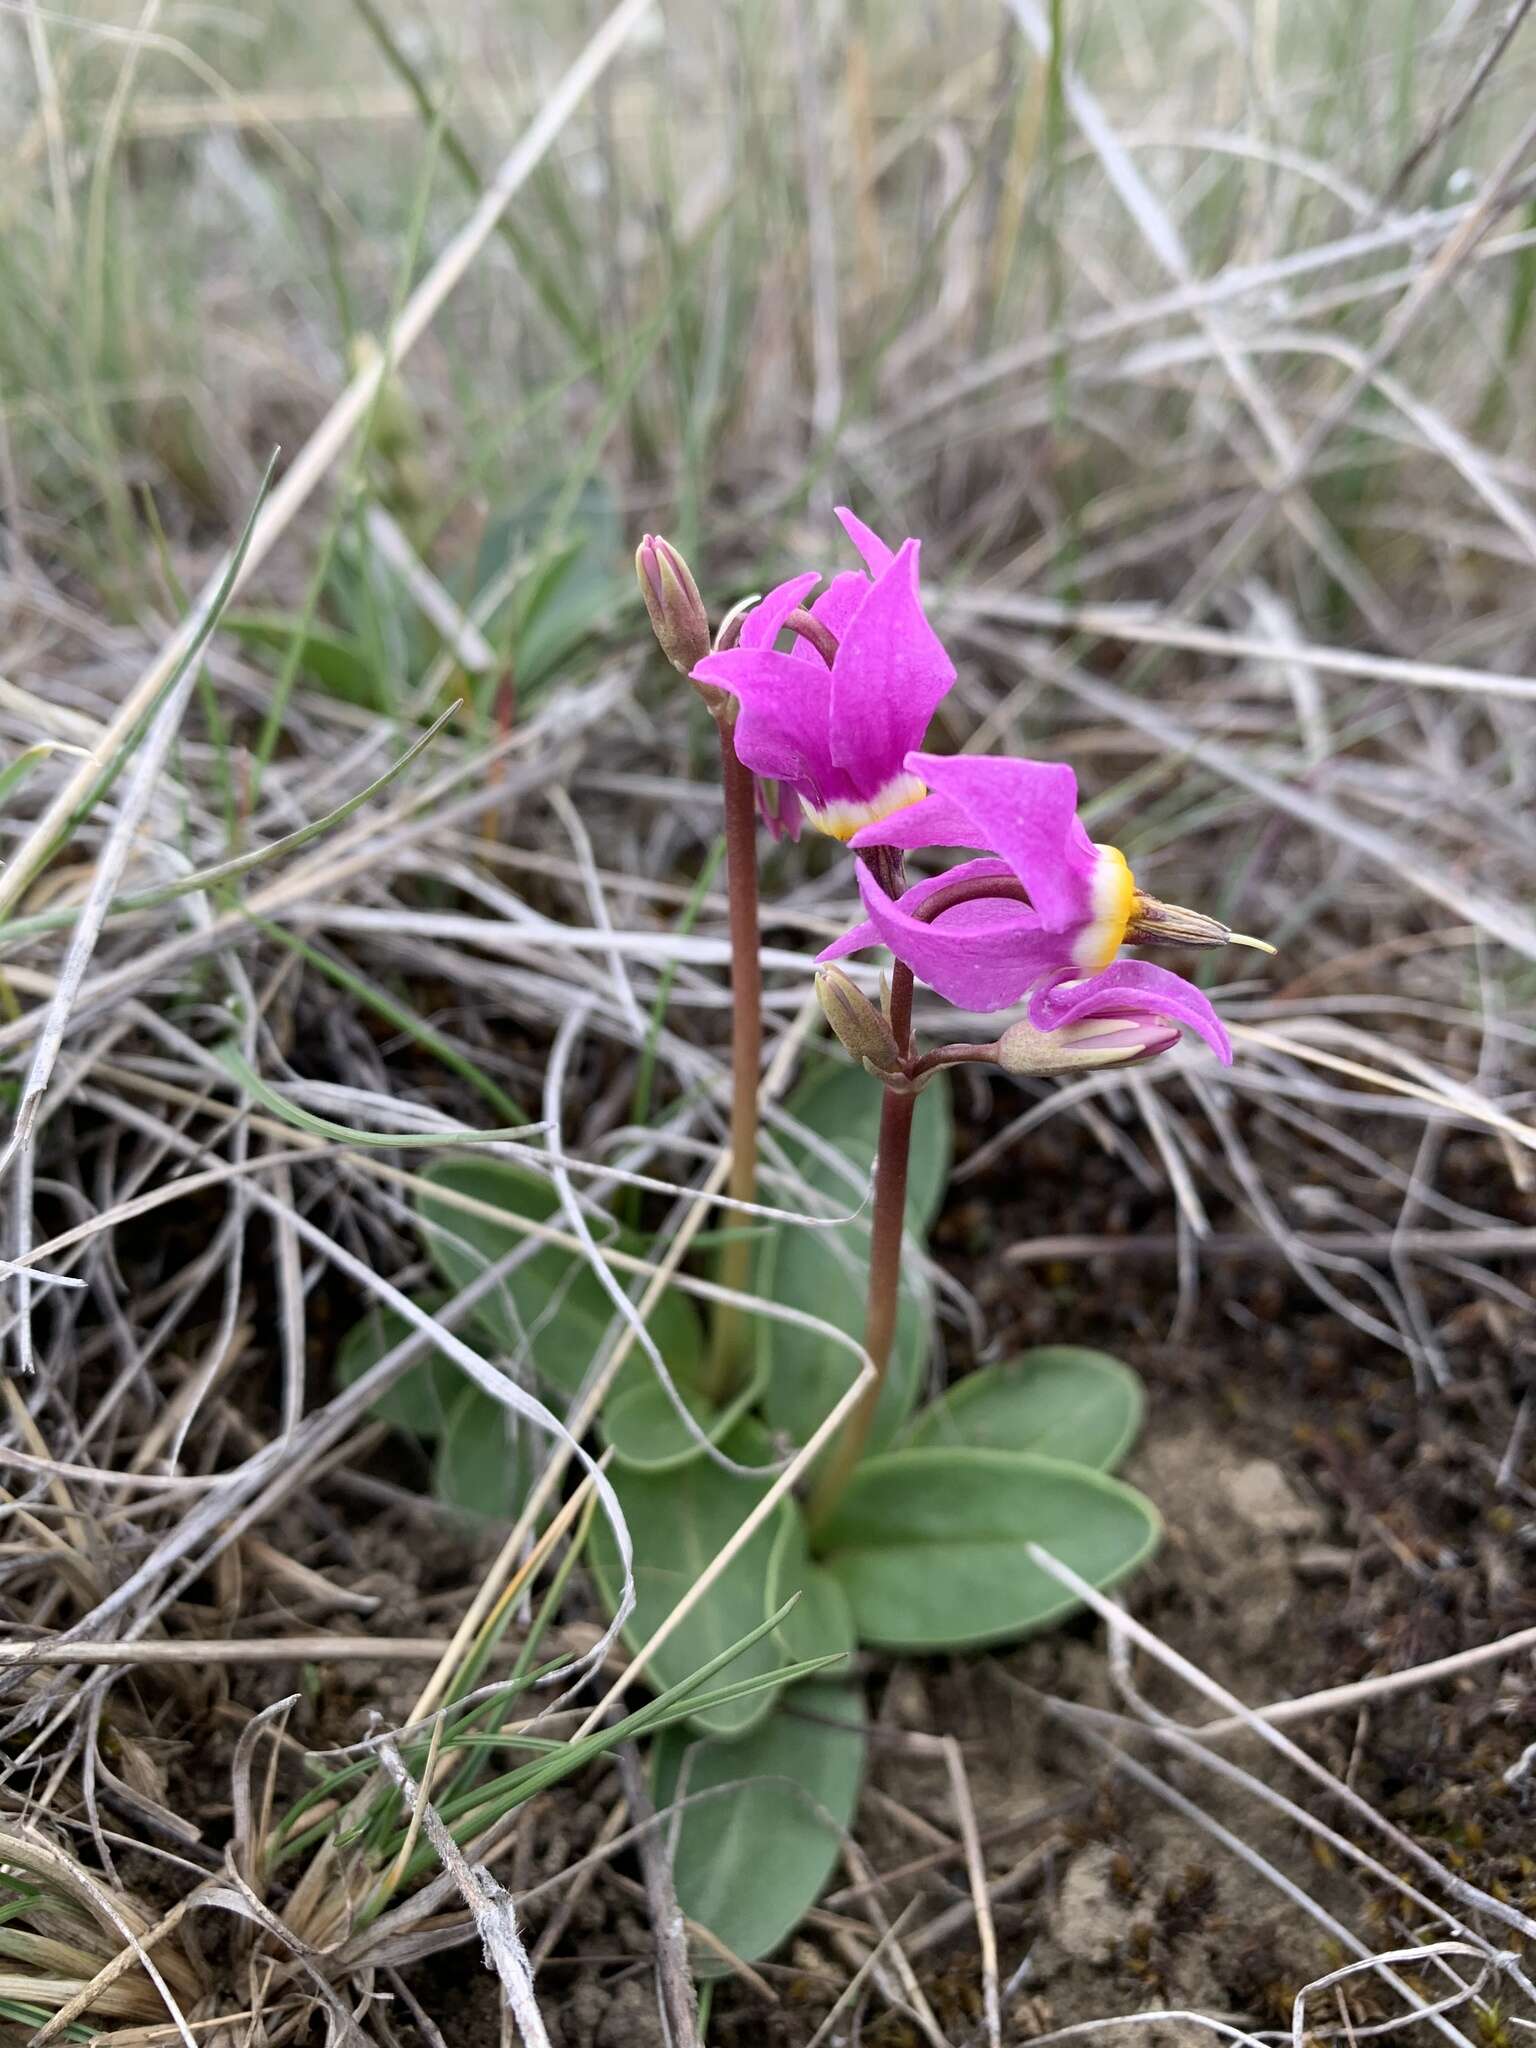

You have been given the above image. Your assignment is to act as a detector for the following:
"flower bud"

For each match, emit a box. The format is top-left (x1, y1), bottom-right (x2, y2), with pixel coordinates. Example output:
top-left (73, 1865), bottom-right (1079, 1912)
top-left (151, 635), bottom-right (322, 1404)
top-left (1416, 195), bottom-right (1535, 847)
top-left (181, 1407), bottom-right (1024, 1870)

top-left (636, 534), bottom-right (711, 676)
top-left (995, 1015), bottom-right (1179, 1076)
top-left (815, 966), bottom-right (904, 1081)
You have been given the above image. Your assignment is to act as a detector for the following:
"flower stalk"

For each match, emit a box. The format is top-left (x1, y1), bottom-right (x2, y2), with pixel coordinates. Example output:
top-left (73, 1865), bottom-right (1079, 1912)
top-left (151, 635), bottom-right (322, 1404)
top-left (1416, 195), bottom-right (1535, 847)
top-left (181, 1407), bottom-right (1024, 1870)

top-left (709, 681), bottom-right (763, 1395)
top-left (807, 950), bottom-right (915, 1532)
top-left (637, 537), bottom-right (762, 1397)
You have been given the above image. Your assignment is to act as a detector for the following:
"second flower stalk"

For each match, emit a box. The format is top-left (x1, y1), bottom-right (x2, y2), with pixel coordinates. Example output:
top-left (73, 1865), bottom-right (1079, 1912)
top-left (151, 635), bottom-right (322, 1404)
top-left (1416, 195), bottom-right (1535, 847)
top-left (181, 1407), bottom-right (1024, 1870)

top-left (638, 534), bottom-right (761, 1400)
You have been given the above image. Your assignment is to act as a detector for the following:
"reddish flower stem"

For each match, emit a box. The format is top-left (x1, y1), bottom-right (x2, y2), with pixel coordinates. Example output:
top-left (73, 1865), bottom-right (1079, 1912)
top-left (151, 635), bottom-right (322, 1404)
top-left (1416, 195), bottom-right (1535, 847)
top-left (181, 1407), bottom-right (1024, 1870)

top-left (807, 946), bottom-right (915, 1532)
top-left (704, 645), bottom-right (763, 1397)
top-left (701, 605), bottom-right (835, 1394)
top-left (808, 864), bottom-right (1035, 1527)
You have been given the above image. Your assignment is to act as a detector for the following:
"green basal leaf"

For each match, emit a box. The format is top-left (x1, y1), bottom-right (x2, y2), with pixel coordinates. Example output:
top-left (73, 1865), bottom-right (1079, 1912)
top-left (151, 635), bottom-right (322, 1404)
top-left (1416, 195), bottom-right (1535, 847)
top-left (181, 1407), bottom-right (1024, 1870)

top-left (774, 1057), bottom-right (951, 1233)
top-left (473, 476), bottom-right (623, 698)
top-left (588, 1423), bottom-right (788, 1738)
top-left (414, 1159), bottom-right (704, 1406)
top-left (757, 1225), bottom-right (930, 1457)
top-left (223, 612), bottom-right (387, 710)
top-left (757, 1062), bottom-right (950, 1457)
top-left (599, 1356), bottom-right (766, 1474)
top-left (898, 1348), bottom-right (1144, 1472)
top-left (817, 1448), bottom-right (1160, 1652)
top-left (767, 1504), bottom-right (855, 1678)
top-left (652, 1681), bottom-right (867, 1972)
top-left (433, 1384), bottom-right (534, 1519)
top-left (334, 1297), bottom-right (461, 1438)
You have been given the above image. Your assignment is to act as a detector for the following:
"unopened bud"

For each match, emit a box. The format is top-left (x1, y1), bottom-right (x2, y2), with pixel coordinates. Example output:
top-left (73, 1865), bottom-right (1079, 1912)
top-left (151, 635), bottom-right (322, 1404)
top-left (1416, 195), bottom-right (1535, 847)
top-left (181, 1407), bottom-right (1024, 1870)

top-left (995, 1015), bottom-right (1179, 1077)
top-left (636, 534), bottom-right (712, 676)
top-left (815, 966), bottom-right (904, 1080)
top-left (1129, 892), bottom-right (1275, 955)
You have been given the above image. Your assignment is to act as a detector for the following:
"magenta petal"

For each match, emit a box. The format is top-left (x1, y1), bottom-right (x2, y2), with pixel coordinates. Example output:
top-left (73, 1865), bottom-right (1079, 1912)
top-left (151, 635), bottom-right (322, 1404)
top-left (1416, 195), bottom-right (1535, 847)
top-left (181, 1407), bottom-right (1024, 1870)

top-left (756, 779), bottom-right (804, 842)
top-left (882, 855), bottom-right (1017, 911)
top-left (691, 646), bottom-right (836, 789)
top-left (792, 570), bottom-right (869, 663)
top-left (738, 570), bottom-right (821, 651)
top-left (847, 787), bottom-right (977, 852)
top-left (815, 857), bottom-right (1014, 967)
top-left (1029, 960), bottom-right (1233, 1064)
top-left (816, 916), bottom-right (881, 964)
top-left (829, 540), bottom-right (955, 783)
top-left (835, 505), bottom-right (896, 577)
top-left (851, 860), bottom-right (1065, 1012)
top-left (903, 752), bottom-right (1090, 930)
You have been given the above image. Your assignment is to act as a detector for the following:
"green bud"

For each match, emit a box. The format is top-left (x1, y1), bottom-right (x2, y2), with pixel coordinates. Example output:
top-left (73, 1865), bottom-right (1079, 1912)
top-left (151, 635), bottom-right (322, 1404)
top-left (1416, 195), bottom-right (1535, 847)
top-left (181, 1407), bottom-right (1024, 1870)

top-left (995, 1016), bottom-right (1178, 1076)
top-left (815, 966), bottom-right (904, 1080)
top-left (636, 533), bottom-right (712, 677)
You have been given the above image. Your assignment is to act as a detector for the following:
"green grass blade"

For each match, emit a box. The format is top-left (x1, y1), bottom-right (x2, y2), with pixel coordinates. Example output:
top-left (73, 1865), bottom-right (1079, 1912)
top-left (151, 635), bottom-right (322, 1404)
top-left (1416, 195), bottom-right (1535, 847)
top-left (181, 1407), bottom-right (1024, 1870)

top-left (0, 704), bottom-right (459, 947)
top-left (210, 1040), bottom-right (539, 1152)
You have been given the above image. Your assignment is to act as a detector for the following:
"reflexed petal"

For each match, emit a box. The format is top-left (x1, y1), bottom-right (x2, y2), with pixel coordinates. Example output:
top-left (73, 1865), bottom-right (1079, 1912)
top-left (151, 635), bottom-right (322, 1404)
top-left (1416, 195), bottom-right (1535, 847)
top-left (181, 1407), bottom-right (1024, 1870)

top-left (835, 505), bottom-right (897, 577)
top-left (691, 646), bottom-right (837, 791)
top-left (737, 570), bottom-right (821, 651)
top-left (1028, 960), bottom-right (1232, 1064)
top-left (902, 753), bottom-right (1090, 931)
top-left (816, 915), bottom-right (882, 964)
top-left (829, 540), bottom-right (955, 785)
top-left (816, 856), bottom-right (1015, 965)
top-left (848, 858), bottom-right (1067, 1012)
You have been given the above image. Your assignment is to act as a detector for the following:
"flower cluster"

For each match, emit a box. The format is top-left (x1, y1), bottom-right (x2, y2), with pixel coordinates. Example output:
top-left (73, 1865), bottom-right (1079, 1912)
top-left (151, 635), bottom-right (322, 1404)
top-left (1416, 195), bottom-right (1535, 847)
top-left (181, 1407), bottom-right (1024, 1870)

top-left (644, 509), bottom-right (1265, 1078)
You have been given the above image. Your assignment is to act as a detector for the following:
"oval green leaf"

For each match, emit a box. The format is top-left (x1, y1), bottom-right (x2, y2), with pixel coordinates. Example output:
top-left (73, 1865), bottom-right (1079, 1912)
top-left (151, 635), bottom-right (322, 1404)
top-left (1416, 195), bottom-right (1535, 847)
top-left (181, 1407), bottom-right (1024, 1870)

top-left (898, 1348), bottom-right (1145, 1472)
top-left (599, 1362), bottom-right (765, 1474)
top-left (415, 1160), bottom-right (704, 1405)
top-left (756, 1223), bottom-right (930, 1458)
top-left (767, 1505), bottom-right (855, 1678)
top-left (817, 1447), bottom-right (1161, 1652)
top-left (755, 1061), bottom-right (948, 1458)
top-left (652, 1681), bottom-right (866, 1971)
top-left (588, 1426), bottom-right (788, 1738)
top-left (433, 1385), bottom-right (534, 1519)
top-left (334, 1297), bottom-right (460, 1438)
top-left (773, 1058), bottom-right (950, 1234)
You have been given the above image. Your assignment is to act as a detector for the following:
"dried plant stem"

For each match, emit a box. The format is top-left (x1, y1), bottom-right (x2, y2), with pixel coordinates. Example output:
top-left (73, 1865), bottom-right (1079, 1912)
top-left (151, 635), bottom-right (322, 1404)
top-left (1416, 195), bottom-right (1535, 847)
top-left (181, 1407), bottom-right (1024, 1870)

top-left (808, 959), bottom-right (915, 1529)
top-left (705, 713), bottom-right (763, 1397)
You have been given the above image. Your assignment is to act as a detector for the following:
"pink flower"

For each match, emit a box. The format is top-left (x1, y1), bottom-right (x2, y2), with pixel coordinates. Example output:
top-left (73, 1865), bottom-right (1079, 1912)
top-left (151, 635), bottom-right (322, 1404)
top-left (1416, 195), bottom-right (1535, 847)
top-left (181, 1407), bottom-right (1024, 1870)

top-left (817, 752), bottom-right (1232, 1062)
top-left (754, 777), bottom-right (804, 843)
top-left (691, 509), bottom-right (955, 843)
top-left (1025, 959), bottom-right (1231, 1064)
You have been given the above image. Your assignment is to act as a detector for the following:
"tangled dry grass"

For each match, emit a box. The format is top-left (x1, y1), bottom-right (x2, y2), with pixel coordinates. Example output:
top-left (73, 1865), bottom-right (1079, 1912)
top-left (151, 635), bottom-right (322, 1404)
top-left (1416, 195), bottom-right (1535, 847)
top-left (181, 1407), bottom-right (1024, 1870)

top-left (2, 0), bottom-right (1536, 2041)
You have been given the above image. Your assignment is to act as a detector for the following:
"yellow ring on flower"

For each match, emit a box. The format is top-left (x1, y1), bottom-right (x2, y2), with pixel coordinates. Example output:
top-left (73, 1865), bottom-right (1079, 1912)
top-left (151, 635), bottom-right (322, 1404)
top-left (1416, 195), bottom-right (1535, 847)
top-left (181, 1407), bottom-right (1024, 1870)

top-left (1072, 844), bottom-right (1136, 972)
top-left (803, 772), bottom-right (929, 843)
